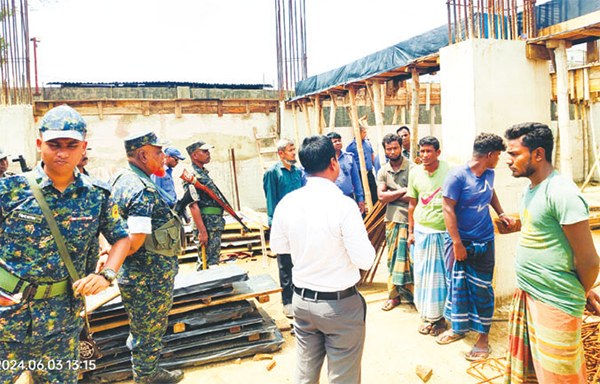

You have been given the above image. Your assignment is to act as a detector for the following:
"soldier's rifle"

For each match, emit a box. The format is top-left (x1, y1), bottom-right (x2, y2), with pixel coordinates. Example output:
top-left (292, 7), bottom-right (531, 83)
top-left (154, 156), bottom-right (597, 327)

top-left (180, 169), bottom-right (251, 232)
top-left (12, 155), bottom-right (31, 173)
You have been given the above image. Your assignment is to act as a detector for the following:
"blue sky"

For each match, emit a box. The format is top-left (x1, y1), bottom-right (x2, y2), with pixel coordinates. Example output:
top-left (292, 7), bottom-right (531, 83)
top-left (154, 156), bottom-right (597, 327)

top-left (29, 0), bottom-right (449, 86)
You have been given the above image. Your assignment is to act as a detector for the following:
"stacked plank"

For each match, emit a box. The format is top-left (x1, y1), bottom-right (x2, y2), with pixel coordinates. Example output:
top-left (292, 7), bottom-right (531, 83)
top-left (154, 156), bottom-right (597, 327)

top-left (180, 211), bottom-right (272, 263)
top-left (359, 201), bottom-right (387, 285)
top-left (81, 265), bottom-right (283, 383)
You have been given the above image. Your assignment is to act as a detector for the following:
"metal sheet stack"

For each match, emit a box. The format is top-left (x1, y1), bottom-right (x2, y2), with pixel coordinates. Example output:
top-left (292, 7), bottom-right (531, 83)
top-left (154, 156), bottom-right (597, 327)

top-left (81, 265), bottom-right (283, 383)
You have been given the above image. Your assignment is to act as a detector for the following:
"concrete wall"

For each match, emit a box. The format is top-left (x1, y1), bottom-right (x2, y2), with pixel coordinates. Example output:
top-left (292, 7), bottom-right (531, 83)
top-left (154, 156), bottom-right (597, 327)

top-left (40, 87), bottom-right (279, 101)
top-left (63, 113), bottom-right (277, 211)
top-left (0, 105), bottom-right (37, 174)
top-left (440, 39), bottom-right (552, 303)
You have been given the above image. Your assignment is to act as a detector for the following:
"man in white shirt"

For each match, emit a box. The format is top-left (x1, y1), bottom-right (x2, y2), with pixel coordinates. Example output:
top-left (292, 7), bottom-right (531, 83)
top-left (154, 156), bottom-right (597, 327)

top-left (270, 135), bottom-right (376, 384)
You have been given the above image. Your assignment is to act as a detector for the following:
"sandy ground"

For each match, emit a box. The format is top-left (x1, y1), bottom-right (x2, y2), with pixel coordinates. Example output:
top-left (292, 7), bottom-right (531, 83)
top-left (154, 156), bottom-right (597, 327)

top-left (116, 257), bottom-right (511, 384)
top-left (15, 184), bottom-right (600, 384)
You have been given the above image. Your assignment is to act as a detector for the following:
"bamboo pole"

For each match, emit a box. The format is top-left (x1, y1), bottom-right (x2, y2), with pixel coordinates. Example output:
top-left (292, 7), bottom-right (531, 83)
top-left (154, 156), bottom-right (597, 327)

top-left (581, 68), bottom-right (599, 192)
top-left (551, 40), bottom-right (574, 180)
top-left (314, 95), bottom-right (322, 135)
top-left (292, 103), bottom-right (300, 148)
top-left (348, 87), bottom-right (373, 212)
top-left (302, 100), bottom-right (312, 136)
top-left (410, 68), bottom-right (421, 161)
top-left (392, 105), bottom-right (400, 125)
top-left (370, 81), bottom-right (386, 168)
top-left (328, 91), bottom-right (337, 133)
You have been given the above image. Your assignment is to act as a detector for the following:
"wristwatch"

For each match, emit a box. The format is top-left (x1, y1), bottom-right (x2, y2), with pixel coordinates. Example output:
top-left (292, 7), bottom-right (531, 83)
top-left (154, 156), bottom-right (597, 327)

top-left (98, 268), bottom-right (117, 284)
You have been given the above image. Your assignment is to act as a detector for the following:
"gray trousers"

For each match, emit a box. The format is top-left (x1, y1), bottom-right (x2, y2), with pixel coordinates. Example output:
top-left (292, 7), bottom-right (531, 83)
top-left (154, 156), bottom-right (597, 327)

top-left (292, 291), bottom-right (367, 384)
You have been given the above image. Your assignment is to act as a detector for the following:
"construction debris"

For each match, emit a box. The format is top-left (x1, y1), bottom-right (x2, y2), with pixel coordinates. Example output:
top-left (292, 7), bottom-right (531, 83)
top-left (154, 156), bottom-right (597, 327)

top-left (253, 353), bottom-right (274, 361)
top-left (415, 364), bottom-right (433, 382)
top-left (583, 313), bottom-right (600, 383)
top-left (81, 265), bottom-right (283, 383)
top-left (181, 211), bottom-right (272, 264)
top-left (466, 357), bottom-right (506, 384)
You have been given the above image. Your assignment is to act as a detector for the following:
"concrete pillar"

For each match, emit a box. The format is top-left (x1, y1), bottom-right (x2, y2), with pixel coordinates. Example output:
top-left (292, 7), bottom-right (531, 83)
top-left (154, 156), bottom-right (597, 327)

top-left (0, 105), bottom-right (37, 173)
top-left (440, 39), bottom-right (552, 303)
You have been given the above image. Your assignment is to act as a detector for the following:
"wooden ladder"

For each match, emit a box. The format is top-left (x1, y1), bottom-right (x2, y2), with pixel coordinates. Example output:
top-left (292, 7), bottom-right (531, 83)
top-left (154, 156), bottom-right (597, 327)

top-left (253, 126), bottom-right (279, 173)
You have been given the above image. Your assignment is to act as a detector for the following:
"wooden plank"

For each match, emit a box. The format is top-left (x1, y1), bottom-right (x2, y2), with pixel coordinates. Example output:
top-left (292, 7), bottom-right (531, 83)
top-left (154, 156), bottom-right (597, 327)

top-left (537, 10), bottom-right (600, 39)
top-left (526, 44), bottom-right (551, 61)
top-left (588, 41), bottom-right (599, 64)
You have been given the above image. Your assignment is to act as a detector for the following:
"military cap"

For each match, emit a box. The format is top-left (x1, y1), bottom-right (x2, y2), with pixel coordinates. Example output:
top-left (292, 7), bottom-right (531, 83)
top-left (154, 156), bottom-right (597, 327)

top-left (0, 147), bottom-right (7, 160)
top-left (39, 105), bottom-right (86, 141)
top-left (186, 141), bottom-right (214, 156)
top-left (124, 131), bottom-right (168, 152)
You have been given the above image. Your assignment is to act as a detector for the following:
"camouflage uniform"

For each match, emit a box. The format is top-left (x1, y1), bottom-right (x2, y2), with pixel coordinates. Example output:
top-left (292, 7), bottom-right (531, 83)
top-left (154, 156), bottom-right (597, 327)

top-left (185, 163), bottom-right (226, 267)
top-left (110, 164), bottom-right (179, 382)
top-left (0, 165), bottom-right (128, 384)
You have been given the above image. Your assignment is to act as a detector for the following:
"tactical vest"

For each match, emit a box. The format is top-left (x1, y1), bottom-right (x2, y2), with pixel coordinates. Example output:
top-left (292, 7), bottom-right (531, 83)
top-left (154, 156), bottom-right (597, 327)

top-left (112, 168), bottom-right (184, 257)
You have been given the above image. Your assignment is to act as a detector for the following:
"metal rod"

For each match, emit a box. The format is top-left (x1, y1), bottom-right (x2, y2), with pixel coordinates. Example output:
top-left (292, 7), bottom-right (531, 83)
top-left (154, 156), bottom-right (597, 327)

top-left (447, 0), bottom-right (453, 44)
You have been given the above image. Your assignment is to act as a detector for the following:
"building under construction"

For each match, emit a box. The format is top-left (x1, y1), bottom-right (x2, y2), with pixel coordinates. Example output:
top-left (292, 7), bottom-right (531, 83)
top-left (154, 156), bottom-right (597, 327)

top-left (2, 0), bottom-right (600, 382)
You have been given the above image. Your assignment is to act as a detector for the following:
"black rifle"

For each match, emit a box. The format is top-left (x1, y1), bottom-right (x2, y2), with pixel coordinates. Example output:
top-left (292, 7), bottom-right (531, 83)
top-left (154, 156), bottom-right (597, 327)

top-left (12, 155), bottom-right (31, 173)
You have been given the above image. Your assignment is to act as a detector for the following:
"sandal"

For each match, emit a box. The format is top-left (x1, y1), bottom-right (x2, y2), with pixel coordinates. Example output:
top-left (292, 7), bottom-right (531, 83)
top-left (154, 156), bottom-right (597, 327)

top-left (381, 298), bottom-right (401, 311)
top-left (435, 330), bottom-right (466, 345)
top-left (418, 321), bottom-right (434, 335)
top-left (465, 345), bottom-right (492, 361)
top-left (429, 319), bottom-right (447, 336)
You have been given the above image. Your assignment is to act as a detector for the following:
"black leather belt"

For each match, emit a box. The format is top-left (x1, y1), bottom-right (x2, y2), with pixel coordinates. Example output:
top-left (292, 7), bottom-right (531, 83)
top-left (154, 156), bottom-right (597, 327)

top-left (294, 286), bottom-right (357, 301)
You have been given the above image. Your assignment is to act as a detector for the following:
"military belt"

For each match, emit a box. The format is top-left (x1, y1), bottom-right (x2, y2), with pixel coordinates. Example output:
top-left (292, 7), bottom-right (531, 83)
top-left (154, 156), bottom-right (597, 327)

top-left (0, 265), bottom-right (69, 300)
top-left (200, 207), bottom-right (223, 215)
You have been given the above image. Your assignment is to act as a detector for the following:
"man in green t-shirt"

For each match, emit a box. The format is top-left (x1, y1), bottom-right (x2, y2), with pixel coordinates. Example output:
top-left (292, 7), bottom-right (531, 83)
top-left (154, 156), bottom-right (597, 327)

top-left (503, 122), bottom-right (600, 383)
top-left (407, 136), bottom-right (451, 336)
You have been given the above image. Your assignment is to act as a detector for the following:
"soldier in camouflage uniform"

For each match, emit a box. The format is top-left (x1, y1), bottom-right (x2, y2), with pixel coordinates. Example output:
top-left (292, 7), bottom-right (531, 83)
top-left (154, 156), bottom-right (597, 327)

top-left (110, 131), bottom-right (184, 384)
top-left (0, 147), bottom-right (13, 178)
top-left (184, 141), bottom-right (226, 269)
top-left (0, 105), bottom-right (130, 384)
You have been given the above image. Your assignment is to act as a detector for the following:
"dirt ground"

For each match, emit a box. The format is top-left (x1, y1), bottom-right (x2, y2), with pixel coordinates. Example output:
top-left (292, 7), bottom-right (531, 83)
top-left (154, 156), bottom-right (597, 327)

top-left (15, 185), bottom-right (600, 384)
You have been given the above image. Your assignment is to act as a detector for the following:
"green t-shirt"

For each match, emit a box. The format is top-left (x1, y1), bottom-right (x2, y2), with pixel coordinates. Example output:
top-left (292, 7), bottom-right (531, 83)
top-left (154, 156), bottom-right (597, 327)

top-left (407, 160), bottom-right (450, 231)
top-left (515, 171), bottom-right (589, 317)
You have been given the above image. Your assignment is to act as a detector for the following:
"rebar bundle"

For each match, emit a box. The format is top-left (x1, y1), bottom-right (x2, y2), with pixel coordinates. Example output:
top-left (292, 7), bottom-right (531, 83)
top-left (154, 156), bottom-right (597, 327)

top-left (274, 0), bottom-right (307, 101)
top-left (0, 0), bottom-right (31, 106)
top-left (446, 0), bottom-right (535, 44)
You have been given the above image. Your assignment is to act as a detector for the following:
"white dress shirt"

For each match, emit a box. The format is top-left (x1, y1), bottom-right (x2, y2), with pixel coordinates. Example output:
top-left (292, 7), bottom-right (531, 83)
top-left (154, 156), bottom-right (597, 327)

top-left (270, 176), bottom-right (376, 292)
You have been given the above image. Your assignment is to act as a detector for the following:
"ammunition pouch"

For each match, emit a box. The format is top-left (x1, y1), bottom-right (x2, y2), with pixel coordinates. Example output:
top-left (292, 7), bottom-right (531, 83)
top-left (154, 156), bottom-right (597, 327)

top-left (144, 215), bottom-right (185, 257)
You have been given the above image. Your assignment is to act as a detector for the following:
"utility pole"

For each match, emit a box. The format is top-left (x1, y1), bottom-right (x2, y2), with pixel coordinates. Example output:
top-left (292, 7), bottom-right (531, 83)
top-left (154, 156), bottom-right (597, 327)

top-left (30, 37), bottom-right (40, 96)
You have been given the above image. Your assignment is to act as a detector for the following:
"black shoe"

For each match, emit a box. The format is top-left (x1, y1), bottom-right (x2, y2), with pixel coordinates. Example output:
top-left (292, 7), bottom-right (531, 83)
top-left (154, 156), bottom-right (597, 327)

top-left (139, 368), bottom-right (184, 384)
